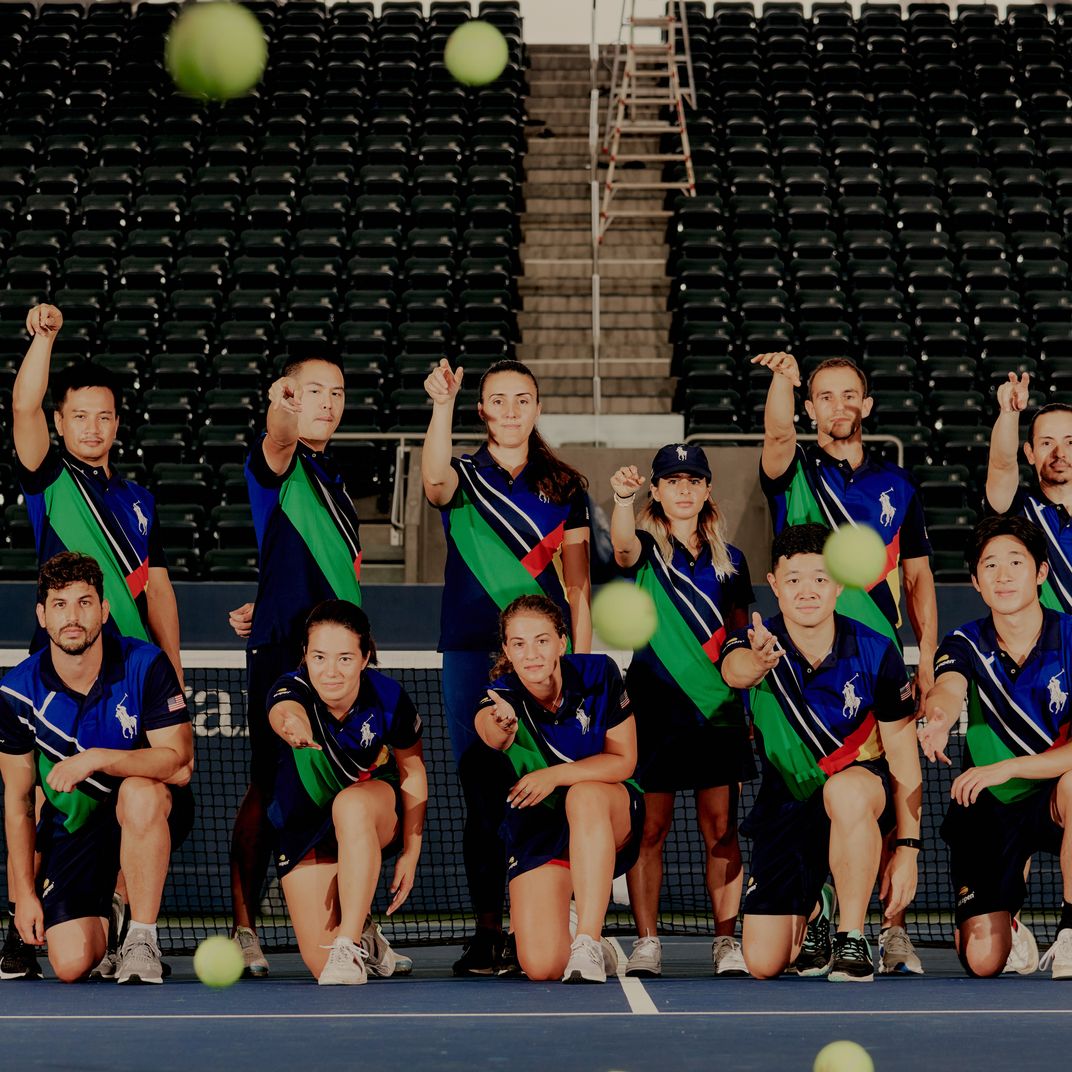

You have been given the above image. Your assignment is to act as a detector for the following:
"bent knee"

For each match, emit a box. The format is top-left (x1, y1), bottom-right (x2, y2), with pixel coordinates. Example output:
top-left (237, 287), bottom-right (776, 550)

top-left (743, 952), bottom-right (790, 981)
top-left (565, 781), bottom-right (612, 817)
top-left (50, 953), bottom-right (94, 984)
top-left (117, 778), bottom-right (169, 825)
top-left (331, 783), bottom-right (379, 822)
top-left (520, 954), bottom-right (568, 981)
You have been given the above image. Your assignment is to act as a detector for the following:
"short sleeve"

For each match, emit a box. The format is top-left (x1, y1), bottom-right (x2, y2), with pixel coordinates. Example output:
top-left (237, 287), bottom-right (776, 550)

top-left (985, 483), bottom-right (1028, 519)
top-left (0, 688), bottom-right (34, 755)
top-left (758, 444), bottom-right (805, 498)
top-left (898, 483), bottom-right (933, 559)
top-left (147, 505), bottom-right (168, 568)
top-left (385, 686), bottom-right (423, 750)
top-left (873, 642), bottom-right (916, 722)
top-left (246, 433), bottom-right (297, 491)
top-left (616, 530), bottom-right (656, 579)
top-left (718, 626), bottom-right (753, 669)
top-left (602, 657), bottom-right (632, 728)
top-left (934, 631), bottom-right (975, 682)
top-left (566, 489), bottom-right (590, 531)
top-left (140, 652), bottom-right (190, 731)
top-left (265, 673), bottom-right (314, 717)
top-left (17, 443), bottom-right (64, 496)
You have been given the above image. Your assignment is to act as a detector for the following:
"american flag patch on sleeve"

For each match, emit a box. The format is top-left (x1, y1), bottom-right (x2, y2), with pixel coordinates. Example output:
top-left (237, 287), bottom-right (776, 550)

top-left (900, 682), bottom-right (913, 702)
top-left (167, 694), bottom-right (187, 712)
top-left (620, 689), bottom-right (631, 709)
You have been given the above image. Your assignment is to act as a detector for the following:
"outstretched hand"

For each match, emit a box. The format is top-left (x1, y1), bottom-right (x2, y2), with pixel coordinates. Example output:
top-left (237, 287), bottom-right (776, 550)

top-left (996, 371), bottom-right (1030, 414)
top-left (485, 689), bottom-right (518, 733)
top-left (610, 465), bottom-right (646, 499)
top-left (750, 350), bottom-right (801, 387)
top-left (26, 304), bottom-right (63, 338)
top-left (268, 376), bottom-right (303, 415)
top-left (747, 611), bottom-right (784, 671)
top-left (424, 358), bottom-right (465, 405)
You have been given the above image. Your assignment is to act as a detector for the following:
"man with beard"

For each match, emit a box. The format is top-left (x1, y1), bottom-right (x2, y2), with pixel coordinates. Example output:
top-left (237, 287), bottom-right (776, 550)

top-left (756, 353), bottom-right (937, 976)
top-left (0, 553), bottom-right (193, 984)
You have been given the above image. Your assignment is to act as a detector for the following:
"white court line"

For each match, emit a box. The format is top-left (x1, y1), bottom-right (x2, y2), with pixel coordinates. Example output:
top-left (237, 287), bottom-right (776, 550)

top-left (609, 937), bottom-right (659, 1015)
top-left (2, 1009), bottom-right (1072, 1022)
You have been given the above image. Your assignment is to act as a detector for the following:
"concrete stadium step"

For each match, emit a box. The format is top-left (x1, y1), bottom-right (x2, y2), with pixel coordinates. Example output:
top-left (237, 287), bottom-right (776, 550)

top-left (519, 276), bottom-right (670, 297)
top-left (543, 375), bottom-right (675, 397)
top-left (546, 394), bottom-right (674, 414)
top-left (520, 294), bottom-right (668, 312)
top-left (518, 340), bottom-right (672, 361)
top-left (521, 258), bottom-right (667, 279)
top-left (523, 358), bottom-right (671, 378)
top-left (519, 310), bottom-right (671, 330)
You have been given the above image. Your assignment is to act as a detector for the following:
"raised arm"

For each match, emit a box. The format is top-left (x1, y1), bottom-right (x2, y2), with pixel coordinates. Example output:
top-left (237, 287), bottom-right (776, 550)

top-left (986, 372), bottom-right (1030, 515)
top-left (752, 350), bottom-right (801, 481)
top-left (262, 374), bottom-right (304, 476)
top-left (12, 304), bottom-right (64, 472)
top-left (0, 751), bottom-right (44, 945)
top-left (421, 358), bottom-right (462, 507)
top-left (609, 465), bottom-right (645, 568)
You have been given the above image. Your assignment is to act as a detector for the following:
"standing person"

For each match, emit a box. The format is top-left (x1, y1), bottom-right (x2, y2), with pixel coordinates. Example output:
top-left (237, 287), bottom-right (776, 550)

top-left (475, 595), bottom-right (642, 984)
top-left (266, 601), bottom-right (427, 985)
top-left (720, 524), bottom-right (922, 983)
top-left (919, 516), bottom-right (1072, 979)
top-left (0, 553), bottom-right (193, 985)
top-left (756, 350), bottom-right (936, 974)
top-left (608, 445), bottom-right (753, 977)
top-left (5, 303), bottom-right (184, 981)
top-left (421, 358), bottom-right (591, 975)
top-left (226, 356), bottom-right (404, 978)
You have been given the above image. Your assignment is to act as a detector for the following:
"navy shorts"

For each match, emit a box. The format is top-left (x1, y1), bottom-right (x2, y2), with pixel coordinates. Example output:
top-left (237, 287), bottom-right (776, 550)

top-left (941, 784), bottom-right (1064, 925)
top-left (272, 778), bottom-right (404, 879)
top-left (503, 780), bottom-right (645, 882)
top-left (38, 784), bottom-right (194, 930)
top-left (741, 759), bottom-right (894, 918)
top-left (635, 716), bottom-right (756, 794)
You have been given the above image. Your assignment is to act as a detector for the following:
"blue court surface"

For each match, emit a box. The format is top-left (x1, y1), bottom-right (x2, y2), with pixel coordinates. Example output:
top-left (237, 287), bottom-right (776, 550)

top-left (2, 940), bottom-right (1070, 1072)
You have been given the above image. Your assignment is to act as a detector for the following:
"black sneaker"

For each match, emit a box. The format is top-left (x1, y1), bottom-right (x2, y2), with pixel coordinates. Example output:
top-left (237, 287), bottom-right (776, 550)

top-left (0, 916), bottom-right (42, 980)
top-left (497, 931), bottom-right (521, 977)
top-left (793, 884), bottom-right (835, 977)
top-left (452, 928), bottom-right (502, 977)
top-left (829, 929), bottom-right (874, 983)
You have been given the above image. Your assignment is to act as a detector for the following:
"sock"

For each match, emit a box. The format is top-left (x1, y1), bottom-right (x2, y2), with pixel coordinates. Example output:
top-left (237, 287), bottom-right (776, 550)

top-left (1059, 901), bottom-right (1072, 935)
top-left (336, 934), bottom-right (354, 946)
top-left (127, 921), bottom-right (158, 943)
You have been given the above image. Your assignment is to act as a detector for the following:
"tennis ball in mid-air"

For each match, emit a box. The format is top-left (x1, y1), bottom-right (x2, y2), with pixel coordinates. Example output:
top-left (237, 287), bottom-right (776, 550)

top-left (823, 524), bottom-right (887, 589)
top-left (814, 1040), bottom-right (875, 1072)
top-left (194, 935), bottom-right (245, 988)
top-left (165, 2), bottom-right (268, 101)
top-left (592, 581), bottom-right (658, 650)
top-left (443, 20), bottom-right (510, 86)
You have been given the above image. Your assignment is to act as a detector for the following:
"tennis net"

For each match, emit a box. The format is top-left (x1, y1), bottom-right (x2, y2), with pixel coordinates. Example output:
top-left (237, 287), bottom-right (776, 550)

top-left (0, 653), bottom-right (1064, 953)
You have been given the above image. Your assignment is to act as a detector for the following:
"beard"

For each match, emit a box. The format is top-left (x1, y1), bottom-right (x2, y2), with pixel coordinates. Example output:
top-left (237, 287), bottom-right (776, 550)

top-left (1040, 463), bottom-right (1071, 486)
top-left (50, 623), bottom-right (102, 656)
top-left (824, 416), bottom-right (861, 441)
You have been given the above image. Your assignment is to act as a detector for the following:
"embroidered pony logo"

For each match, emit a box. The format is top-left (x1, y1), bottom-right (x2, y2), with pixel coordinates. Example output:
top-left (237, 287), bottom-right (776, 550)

top-left (676, 445), bottom-right (688, 461)
top-left (878, 489), bottom-right (896, 528)
top-left (576, 705), bottom-right (590, 735)
top-left (360, 719), bottom-right (375, 748)
top-left (132, 501), bottom-right (149, 536)
top-left (114, 694), bottom-right (137, 739)
top-left (1048, 671), bottom-right (1068, 716)
top-left (842, 675), bottom-right (861, 720)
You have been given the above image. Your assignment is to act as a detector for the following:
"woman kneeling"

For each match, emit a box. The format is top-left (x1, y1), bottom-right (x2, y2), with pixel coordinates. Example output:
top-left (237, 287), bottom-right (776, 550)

top-left (476, 595), bottom-right (643, 983)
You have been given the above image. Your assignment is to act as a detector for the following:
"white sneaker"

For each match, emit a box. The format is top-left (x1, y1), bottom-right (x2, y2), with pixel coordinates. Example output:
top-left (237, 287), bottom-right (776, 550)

top-left (878, 926), bottom-right (924, 976)
top-left (1003, 919), bottom-right (1040, 975)
top-left (712, 935), bottom-right (748, 976)
top-left (562, 934), bottom-right (606, 984)
top-left (1038, 928), bottom-right (1072, 980)
top-left (625, 936), bottom-right (662, 977)
top-left (234, 926), bottom-right (270, 977)
top-left (318, 936), bottom-right (368, 986)
top-left (360, 917), bottom-right (397, 978)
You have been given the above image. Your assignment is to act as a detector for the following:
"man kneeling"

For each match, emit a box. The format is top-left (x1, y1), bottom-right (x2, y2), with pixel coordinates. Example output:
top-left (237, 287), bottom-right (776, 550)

top-left (920, 516), bottom-right (1072, 979)
top-left (720, 524), bottom-right (922, 982)
top-left (0, 553), bottom-right (193, 983)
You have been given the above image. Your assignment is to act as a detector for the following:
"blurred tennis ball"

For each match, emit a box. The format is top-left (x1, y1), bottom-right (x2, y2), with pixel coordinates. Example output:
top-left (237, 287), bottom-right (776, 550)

top-left (165, 2), bottom-right (267, 101)
top-left (194, 935), bottom-right (244, 988)
top-left (592, 581), bottom-right (657, 650)
top-left (823, 524), bottom-right (886, 589)
top-left (443, 20), bottom-right (509, 86)
top-left (814, 1040), bottom-right (875, 1072)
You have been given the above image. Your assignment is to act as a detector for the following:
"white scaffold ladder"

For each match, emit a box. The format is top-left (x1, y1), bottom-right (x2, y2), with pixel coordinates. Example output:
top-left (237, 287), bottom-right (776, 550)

top-left (598, 0), bottom-right (696, 243)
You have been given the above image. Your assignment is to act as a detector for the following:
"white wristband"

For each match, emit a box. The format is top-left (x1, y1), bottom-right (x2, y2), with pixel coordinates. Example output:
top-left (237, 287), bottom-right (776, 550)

top-left (613, 492), bottom-right (635, 506)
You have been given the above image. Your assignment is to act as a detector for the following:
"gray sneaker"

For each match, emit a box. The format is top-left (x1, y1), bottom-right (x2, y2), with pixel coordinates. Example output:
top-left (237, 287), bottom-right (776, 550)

top-left (878, 926), bottom-right (924, 976)
top-left (712, 935), bottom-right (748, 976)
top-left (234, 926), bottom-right (269, 978)
top-left (600, 936), bottom-right (619, 977)
top-left (115, 928), bottom-right (163, 985)
top-left (1003, 919), bottom-right (1040, 975)
top-left (90, 894), bottom-right (127, 981)
top-left (360, 916), bottom-right (401, 978)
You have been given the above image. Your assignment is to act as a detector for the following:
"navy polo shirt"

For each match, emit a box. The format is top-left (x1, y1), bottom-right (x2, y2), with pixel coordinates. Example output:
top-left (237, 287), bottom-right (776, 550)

top-left (721, 613), bottom-right (914, 799)
top-left (438, 446), bottom-right (589, 652)
top-left (246, 434), bottom-right (363, 650)
top-left (761, 444), bottom-right (931, 631)
top-left (934, 609), bottom-right (1072, 802)
top-left (998, 487), bottom-right (1072, 612)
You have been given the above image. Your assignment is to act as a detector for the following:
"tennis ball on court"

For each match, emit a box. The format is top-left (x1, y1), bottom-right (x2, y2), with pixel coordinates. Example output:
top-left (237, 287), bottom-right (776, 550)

top-left (165, 2), bottom-right (268, 101)
top-left (814, 1040), bottom-right (875, 1072)
top-left (194, 935), bottom-right (244, 988)
top-left (823, 524), bottom-right (887, 589)
top-left (443, 20), bottom-right (509, 86)
top-left (592, 581), bottom-right (658, 650)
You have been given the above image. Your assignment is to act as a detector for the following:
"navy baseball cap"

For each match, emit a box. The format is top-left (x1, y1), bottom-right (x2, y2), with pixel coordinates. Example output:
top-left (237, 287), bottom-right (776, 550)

top-left (650, 443), bottom-right (712, 483)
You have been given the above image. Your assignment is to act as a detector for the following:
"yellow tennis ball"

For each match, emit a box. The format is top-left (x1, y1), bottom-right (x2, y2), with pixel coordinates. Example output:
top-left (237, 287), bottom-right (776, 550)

top-left (823, 524), bottom-right (887, 589)
top-left (592, 581), bottom-right (658, 650)
top-left (814, 1040), bottom-right (875, 1072)
top-left (165, 2), bottom-right (267, 101)
top-left (443, 20), bottom-right (509, 86)
top-left (194, 935), bottom-right (245, 988)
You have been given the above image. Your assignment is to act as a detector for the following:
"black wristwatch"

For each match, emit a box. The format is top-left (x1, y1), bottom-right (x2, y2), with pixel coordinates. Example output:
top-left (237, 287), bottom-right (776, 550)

top-left (894, 837), bottom-right (922, 850)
